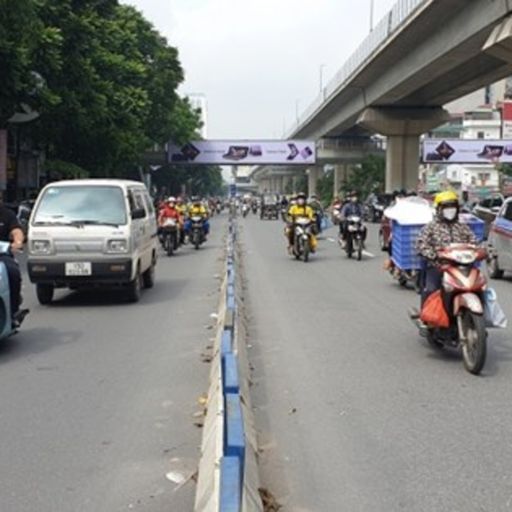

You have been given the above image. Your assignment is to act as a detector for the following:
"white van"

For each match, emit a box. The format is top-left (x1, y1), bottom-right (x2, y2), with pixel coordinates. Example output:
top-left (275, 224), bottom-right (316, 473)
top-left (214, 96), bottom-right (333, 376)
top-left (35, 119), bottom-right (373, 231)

top-left (27, 179), bottom-right (158, 304)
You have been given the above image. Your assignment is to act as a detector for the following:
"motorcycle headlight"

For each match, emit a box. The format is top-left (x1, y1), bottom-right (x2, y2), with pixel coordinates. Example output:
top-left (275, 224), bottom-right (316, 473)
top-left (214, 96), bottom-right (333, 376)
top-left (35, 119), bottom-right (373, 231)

top-left (31, 240), bottom-right (51, 255)
top-left (106, 239), bottom-right (129, 254)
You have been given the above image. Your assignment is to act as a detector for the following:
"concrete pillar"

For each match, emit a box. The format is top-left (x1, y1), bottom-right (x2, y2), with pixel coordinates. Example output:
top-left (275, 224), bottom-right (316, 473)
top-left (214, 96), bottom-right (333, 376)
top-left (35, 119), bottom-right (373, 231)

top-left (282, 175), bottom-right (292, 194)
top-left (333, 164), bottom-right (346, 197)
top-left (276, 175), bottom-right (284, 194)
top-left (386, 135), bottom-right (421, 192)
top-left (358, 107), bottom-right (450, 193)
top-left (292, 175), bottom-right (300, 195)
top-left (307, 167), bottom-right (321, 197)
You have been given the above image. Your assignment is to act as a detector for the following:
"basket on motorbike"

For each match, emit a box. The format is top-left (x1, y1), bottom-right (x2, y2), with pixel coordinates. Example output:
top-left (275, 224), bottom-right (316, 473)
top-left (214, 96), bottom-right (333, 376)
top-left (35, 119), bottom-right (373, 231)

top-left (391, 214), bottom-right (485, 271)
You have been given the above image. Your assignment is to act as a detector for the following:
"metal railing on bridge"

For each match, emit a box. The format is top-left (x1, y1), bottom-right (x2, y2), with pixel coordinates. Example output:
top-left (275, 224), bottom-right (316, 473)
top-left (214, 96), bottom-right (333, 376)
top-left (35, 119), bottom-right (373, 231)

top-left (287, 0), bottom-right (430, 136)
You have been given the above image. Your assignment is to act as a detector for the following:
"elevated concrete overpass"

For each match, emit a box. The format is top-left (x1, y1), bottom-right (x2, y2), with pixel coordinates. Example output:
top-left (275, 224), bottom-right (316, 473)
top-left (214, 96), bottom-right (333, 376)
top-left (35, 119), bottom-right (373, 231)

top-left (251, 137), bottom-right (385, 195)
top-left (255, 0), bottom-right (512, 194)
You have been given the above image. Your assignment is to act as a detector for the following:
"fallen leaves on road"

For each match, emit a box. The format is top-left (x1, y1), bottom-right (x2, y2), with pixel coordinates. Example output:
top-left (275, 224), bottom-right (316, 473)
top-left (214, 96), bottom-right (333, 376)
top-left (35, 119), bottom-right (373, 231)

top-left (288, 408), bottom-right (297, 415)
top-left (259, 488), bottom-right (282, 511)
top-left (200, 353), bottom-right (213, 363)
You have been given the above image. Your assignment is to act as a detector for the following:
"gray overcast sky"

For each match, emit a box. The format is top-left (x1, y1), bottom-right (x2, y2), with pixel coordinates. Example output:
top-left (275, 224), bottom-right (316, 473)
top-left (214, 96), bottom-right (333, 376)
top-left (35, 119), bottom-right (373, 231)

top-left (122, 0), bottom-right (397, 139)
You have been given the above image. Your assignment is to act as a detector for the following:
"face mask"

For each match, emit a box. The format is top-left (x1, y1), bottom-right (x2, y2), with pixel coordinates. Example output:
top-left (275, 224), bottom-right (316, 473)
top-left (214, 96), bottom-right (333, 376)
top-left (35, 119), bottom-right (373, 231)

top-left (442, 207), bottom-right (457, 221)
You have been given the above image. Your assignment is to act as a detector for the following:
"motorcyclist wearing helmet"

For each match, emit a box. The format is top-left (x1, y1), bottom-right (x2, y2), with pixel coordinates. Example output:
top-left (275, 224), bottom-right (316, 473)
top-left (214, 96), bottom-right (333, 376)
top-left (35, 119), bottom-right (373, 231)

top-left (340, 191), bottom-right (366, 245)
top-left (416, 190), bottom-right (477, 304)
top-left (286, 192), bottom-right (317, 253)
top-left (186, 196), bottom-right (210, 238)
top-left (159, 197), bottom-right (182, 225)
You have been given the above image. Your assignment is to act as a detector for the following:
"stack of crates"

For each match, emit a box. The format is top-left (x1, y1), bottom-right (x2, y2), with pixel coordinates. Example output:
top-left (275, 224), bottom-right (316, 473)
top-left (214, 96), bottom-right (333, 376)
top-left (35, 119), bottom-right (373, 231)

top-left (391, 215), bottom-right (485, 270)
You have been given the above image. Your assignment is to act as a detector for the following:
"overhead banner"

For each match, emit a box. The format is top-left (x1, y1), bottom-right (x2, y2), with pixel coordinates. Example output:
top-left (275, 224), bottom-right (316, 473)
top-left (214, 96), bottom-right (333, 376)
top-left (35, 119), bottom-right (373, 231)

top-left (167, 140), bottom-right (316, 165)
top-left (422, 139), bottom-right (512, 164)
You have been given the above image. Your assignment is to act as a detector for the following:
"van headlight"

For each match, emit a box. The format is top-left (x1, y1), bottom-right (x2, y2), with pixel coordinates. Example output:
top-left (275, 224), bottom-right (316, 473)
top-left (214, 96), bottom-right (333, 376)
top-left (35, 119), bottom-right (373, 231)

top-left (31, 240), bottom-right (51, 255)
top-left (106, 239), bottom-right (129, 254)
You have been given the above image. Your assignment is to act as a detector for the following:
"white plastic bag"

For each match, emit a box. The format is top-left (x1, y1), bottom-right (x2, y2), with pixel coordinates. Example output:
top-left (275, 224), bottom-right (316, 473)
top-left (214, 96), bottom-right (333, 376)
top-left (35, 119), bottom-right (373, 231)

top-left (484, 288), bottom-right (508, 329)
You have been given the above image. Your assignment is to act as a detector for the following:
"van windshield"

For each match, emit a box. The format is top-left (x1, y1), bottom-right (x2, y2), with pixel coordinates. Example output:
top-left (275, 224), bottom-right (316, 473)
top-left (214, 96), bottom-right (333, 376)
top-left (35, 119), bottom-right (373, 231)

top-left (33, 186), bottom-right (127, 226)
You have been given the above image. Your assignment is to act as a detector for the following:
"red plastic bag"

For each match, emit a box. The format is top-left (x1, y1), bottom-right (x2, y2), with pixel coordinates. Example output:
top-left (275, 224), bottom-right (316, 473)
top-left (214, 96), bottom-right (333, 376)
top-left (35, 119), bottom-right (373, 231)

top-left (420, 290), bottom-right (450, 328)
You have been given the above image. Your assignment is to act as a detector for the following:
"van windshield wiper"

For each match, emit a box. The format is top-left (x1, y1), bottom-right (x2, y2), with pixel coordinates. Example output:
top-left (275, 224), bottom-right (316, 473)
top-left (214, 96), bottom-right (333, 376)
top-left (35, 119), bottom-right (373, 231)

top-left (70, 220), bottom-right (121, 228)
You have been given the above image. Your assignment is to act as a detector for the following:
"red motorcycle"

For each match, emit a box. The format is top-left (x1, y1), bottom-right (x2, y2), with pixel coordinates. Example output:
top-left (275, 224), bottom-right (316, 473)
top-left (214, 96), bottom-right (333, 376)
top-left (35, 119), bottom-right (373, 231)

top-left (412, 244), bottom-right (488, 375)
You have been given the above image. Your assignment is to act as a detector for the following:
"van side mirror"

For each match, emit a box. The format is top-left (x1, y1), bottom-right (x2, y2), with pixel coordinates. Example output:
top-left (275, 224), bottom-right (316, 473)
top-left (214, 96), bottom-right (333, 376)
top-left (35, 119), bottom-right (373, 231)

top-left (131, 208), bottom-right (146, 220)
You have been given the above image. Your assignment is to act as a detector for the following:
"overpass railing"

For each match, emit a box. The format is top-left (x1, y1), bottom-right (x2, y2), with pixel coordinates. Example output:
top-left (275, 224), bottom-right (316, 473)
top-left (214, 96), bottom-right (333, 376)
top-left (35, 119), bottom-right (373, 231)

top-left (288, 0), bottom-right (430, 136)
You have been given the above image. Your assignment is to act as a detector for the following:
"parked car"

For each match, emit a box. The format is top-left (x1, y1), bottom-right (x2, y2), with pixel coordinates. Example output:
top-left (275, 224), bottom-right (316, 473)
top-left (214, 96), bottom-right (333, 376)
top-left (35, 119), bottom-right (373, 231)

top-left (27, 179), bottom-right (158, 304)
top-left (488, 196), bottom-right (512, 278)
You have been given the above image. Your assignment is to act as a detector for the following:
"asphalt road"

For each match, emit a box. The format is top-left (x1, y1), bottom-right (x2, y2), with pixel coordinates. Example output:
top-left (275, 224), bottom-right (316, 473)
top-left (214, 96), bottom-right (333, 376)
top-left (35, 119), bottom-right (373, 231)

top-left (240, 213), bottom-right (512, 512)
top-left (0, 215), bottom-right (227, 512)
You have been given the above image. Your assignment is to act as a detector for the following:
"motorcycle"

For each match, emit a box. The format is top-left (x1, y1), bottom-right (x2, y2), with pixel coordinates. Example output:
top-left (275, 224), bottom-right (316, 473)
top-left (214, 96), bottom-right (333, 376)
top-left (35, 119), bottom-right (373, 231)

top-left (343, 215), bottom-right (366, 261)
top-left (251, 203), bottom-right (258, 215)
top-left (411, 244), bottom-right (488, 375)
top-left (161, 218), bottom-right (179, 256)
top-left (0, 242), bottom-right (28, 339)
top-left (190, 216), bottom-right (205, 250)
top-left (292, 217), bottom-right (314, 262)
top-left (242, 204), bottom-right (249, 218)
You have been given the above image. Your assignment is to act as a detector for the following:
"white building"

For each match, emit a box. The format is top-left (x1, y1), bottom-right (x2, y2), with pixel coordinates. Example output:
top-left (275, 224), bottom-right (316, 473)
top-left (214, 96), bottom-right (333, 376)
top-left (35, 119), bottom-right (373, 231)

top-left (187, 93), bottom-right (208, 139)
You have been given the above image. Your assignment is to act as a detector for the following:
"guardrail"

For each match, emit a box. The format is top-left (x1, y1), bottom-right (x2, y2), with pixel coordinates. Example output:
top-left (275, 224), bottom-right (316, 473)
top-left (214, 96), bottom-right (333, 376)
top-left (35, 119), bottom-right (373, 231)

top-left (286, 0), bottom-right (431, 136)
top-left (195, 215), bottom-right (263, 512)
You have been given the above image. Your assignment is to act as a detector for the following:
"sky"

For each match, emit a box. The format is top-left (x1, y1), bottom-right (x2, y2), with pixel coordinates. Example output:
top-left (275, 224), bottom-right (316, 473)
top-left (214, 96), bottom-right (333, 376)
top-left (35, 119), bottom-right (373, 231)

top-left (121, 0), bottom-right (397, 140)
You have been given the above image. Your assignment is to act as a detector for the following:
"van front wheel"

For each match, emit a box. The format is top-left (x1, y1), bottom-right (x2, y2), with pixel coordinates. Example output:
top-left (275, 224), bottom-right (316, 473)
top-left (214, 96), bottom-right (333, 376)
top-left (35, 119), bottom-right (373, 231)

top-left (36, 284), bottom-right (54, 305)
top-left (127, 270), bottom-right (142, 303)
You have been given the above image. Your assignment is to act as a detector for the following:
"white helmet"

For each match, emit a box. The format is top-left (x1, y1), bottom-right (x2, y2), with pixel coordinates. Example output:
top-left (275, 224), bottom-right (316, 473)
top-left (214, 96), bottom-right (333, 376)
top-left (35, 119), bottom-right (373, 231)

top-left (167, 196), bottom-right (176, 203)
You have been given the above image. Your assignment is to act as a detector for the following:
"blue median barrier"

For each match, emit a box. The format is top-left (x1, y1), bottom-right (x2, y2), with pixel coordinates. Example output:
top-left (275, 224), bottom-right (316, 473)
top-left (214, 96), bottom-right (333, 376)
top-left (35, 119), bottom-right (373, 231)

top-left (225, 393), bottom-right (245, 472)
top-left (220, 456), bottom-right (242, 512)
top-left (222, 352), bottom-right (240, 395)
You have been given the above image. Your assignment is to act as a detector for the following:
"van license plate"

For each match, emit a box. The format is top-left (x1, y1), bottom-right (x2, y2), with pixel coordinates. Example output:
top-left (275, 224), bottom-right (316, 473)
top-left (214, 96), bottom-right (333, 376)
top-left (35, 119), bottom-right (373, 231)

top-left (65, 262), bottom-right (92, 276)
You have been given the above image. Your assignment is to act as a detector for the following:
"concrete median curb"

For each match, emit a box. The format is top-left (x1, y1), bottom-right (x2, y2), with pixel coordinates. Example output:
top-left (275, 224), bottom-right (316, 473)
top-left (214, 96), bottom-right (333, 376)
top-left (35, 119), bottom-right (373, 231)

top-left (195, 216), bottom-right (263, 512)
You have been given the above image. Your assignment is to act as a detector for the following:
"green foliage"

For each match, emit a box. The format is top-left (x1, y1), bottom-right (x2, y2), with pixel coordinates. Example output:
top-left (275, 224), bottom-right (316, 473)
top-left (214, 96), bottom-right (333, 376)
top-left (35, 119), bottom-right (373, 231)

top-left (316, 169), bottom-right (334, 206)
top-left (43, 159), bottom-right (90, 180)
top-left (2, 0), bottom-right (201, 181)
top-left (151, 165), bottom-right (224, 198)
top-left (499, 164), bottom-right (512, 177)
top-left (343, 155), bottom-right (385, 198)
top-left (0, 0), bottom-right (62, 125)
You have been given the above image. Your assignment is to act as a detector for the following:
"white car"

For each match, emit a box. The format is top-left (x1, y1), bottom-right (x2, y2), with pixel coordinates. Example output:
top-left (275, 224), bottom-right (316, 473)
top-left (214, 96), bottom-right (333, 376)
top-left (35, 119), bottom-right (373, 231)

top-left (27, 179), bottom-right (158, 304)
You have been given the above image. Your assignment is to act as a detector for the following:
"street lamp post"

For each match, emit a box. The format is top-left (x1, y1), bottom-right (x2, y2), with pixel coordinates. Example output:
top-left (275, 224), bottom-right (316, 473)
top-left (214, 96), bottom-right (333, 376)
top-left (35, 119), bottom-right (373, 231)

top-left (319, 64), bottom-right (326, 94)
top-left (369, 0), bottom-right (375, 32)
top-left (295, 99), bottom-right (300, 124)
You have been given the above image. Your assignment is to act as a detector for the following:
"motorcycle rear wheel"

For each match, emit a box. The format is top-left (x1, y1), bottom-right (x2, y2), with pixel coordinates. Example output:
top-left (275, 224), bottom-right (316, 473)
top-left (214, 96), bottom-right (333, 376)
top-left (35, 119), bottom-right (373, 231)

top-left (461, 311), bottom-right (487, 375)
top-left (356, 239), bottom-right (363, 261)
top-left (165, 234), bottom-right (173, 256)
top-left (346, 237), bottom-right (353, 259)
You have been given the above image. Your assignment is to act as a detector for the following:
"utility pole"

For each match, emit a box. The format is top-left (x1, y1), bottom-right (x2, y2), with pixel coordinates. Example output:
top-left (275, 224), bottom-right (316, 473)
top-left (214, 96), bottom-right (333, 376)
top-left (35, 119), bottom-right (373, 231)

top-left (370, 0), bottom-right (375, 32)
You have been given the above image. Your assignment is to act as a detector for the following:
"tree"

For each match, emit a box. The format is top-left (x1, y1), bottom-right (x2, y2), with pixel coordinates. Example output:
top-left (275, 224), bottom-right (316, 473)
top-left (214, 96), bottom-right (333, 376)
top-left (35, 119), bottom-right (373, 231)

top-left (33, 1), bottom-right (199, 177)
top-left (343, 155), bottom-right (385, 198)
top-left (151, 165), bottom-right (224, 198)
top-left (0, 0), bottom-right (62, 127)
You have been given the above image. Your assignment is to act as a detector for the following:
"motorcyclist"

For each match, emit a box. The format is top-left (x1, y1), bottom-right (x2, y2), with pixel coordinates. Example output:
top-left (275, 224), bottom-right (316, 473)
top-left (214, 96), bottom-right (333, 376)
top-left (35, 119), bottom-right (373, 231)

top-left (340, 191), bottom-right (366, 245)
top-left (416, 190), bottom-right (477, 305)
top-left (159, 196), bottom-right (182, 227)
top-left (308, 194), bottom-right (324, 234)
top-left (286, 192), bottom-right (317, 253)
top-left (0, 203), bottom-right (25, 325)
top-left (186, 196), bottom-right (210, 239)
